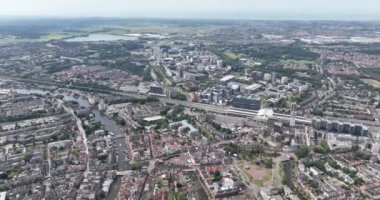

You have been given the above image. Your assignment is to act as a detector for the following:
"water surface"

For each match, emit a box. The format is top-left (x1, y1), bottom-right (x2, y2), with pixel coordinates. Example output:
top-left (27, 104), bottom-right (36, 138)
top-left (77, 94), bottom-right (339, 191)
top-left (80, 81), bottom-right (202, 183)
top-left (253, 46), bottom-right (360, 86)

top-left (65, 34), bottom-right (136, 42)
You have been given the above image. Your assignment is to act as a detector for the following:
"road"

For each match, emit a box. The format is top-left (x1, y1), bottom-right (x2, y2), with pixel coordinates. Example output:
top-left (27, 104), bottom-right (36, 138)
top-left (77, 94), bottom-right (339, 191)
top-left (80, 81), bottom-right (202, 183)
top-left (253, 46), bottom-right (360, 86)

top-left (57, 99), bottom-right (90, 172)
top-left (47, 146), bottom-right (52, 177)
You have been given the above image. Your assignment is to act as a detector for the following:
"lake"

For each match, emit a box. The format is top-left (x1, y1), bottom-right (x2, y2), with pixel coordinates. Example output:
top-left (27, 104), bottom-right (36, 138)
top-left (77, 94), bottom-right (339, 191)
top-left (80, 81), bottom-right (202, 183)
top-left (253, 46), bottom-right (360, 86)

top-left (125, 33), bottom-right (168, 39)
top-left (64, 34), bottom-right (136, 42)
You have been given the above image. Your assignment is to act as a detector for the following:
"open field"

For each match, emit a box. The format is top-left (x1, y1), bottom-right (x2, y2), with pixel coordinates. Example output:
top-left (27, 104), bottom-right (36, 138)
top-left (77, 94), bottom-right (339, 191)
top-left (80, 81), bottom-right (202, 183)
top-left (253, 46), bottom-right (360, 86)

top-left (0, 32), bottom-right (76, 45)
top-left (39, 32), bottom-right (75, 40)
top-left (107, 24), bottom-right (224, 35)
top-left (0, 26), bottom-right (105, 45)
top-left (224, 50), bottom-right (246, 60)
top-left (247, 165), bottom-right (267, 180)
top-left (0, 24), bottom-right (223, 45)
top-left (245, 165), bottom-right (272, 185)
top-left (281, 59), bottom-right (315, 65)
top-left (238, 160), bottom-right (272, 186)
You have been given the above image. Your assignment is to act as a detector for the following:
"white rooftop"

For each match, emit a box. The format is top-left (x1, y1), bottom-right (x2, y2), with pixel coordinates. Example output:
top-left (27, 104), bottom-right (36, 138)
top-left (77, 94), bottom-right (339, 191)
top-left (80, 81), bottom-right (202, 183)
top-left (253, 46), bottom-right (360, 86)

top-left (257, 108), bottom-right (274, 118)
top-left (143, 116), bottom-right (164, 122)
top-left (220, 75), bottom-right (235, 82)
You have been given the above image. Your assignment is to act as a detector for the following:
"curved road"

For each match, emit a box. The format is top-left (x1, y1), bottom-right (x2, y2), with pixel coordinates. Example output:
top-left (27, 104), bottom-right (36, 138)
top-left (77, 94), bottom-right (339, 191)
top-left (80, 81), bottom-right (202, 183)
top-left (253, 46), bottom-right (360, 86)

top-left (57, 99), bottom-right (90, 172)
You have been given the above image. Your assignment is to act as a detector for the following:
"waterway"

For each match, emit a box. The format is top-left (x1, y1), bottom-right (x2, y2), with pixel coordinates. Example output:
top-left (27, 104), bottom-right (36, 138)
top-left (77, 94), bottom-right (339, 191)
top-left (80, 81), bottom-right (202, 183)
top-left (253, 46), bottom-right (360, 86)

top-left (64, 34), bottom-right (136, 42)
top-left (60, 93), bottom-right (125, 135)
top-left (0, 88), bottom-right (125, 135)
top-left (92, 110), bottom-right (125, 135)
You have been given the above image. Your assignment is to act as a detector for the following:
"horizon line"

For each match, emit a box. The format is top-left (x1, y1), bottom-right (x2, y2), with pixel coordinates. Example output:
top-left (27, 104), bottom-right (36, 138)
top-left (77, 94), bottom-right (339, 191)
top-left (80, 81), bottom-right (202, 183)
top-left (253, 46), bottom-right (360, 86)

top-left (0, 15), bottom-right (380, 22)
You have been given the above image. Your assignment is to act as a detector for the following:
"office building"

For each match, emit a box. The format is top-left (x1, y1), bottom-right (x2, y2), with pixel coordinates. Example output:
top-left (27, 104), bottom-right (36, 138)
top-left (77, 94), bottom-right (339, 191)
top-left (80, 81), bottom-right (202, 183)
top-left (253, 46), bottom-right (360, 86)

top-left (271, 72), bottom-right (277, 84)
top-left (281, 76), bottom-right (289, 84)
top-left (263, 73), bottom-right (272, 82)
top-left (232, 95), bottom-right (261, 110)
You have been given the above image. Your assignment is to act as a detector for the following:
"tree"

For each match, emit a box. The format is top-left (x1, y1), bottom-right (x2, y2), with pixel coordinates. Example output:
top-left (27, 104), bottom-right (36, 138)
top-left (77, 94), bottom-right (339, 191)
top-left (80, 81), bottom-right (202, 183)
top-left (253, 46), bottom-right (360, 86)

top-left (95, 190), bottom-right (105, 200)
top-left (354, 151), bottom-right (372, 160)
top-left (0, 172), bottom-right (8, 180)
top-left (320, 140), bottom-right (330, 154)
top-left (22, 153), bottom-right (32, 163)
top-left (311, 108), bottom-right (323, 116)
top-left (97, 153), bottom-right (108, 161)
top-left (131, 162), bottom-right (143, 170)
top-left (116, 118), bottom-right (126, 126)
top-left (170, 93), bottom-right (187, 101)
top-left (296, 145), bottom-right (310, 159)
top-left (276, 98), bottom-right (287, 108)
top-left (354, 177), bottom-right (365, 186)
top-left (212, 170), bottom-right (222, 182)
top-left (265, 159), bottom-right (274, 169)
top-left (310, 180), bottom-right (319, 189)
top-left (225, 143), bottom-right (239, 155)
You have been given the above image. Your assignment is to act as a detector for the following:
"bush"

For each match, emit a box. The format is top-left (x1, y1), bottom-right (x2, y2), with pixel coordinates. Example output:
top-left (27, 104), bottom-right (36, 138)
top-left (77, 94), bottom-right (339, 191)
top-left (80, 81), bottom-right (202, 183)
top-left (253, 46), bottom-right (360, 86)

top-left (97, 153), bottom-right (108, 161)
top-left (131, 162), bottom-right (143, 170)
top-left (265, 159), bottom-right (274, 169)
top-left (170, 93), bottom-right (187, 101)
top-left (354, 151), bottom-right (372, 160)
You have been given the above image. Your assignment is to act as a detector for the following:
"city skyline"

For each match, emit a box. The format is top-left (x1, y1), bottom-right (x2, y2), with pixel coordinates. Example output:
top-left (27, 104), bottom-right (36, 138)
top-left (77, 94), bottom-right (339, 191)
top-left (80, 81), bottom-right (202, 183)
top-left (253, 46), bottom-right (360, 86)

top-left (1, 2), bottom-right (380, 199)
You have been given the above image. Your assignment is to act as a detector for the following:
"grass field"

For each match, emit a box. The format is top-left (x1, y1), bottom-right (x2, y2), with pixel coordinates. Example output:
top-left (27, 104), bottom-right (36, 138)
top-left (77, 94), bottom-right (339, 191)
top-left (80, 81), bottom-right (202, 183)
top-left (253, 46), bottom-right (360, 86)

top-left (89, 53), bottom-right (100, 58)
top-left (39, 26), bottom-right (105, 41)
top-left (168, 191), bottom-right (174, 200)
top-left (107, 24), bottom-right (224, 35)
top-left (0, 26), bottom-right (105, 45)
top-left (281, 59), bottom-right (315, 65)
top-left (224, 50), bottom-right (246, 60)
top-left (0, 23), bottom-right (223, 45)
top-left (0, 23), bottom-right (225, 45)
top-left (39, 32), bottom-right (69, 40)
top-left (224, 50), bottom-right (239, 59)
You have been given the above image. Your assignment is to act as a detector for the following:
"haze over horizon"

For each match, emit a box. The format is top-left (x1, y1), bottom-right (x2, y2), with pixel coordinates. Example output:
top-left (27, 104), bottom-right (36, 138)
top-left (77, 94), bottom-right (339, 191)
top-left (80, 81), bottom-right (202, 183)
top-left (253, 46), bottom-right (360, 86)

top-left (1, 0), bottom-right (380, 21)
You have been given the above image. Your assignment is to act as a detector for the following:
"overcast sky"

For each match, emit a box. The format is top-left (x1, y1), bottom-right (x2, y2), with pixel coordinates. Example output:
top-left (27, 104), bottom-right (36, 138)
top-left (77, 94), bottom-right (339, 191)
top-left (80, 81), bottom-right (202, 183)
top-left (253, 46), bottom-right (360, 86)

top-left (1, 0), bottom-right (380, 20)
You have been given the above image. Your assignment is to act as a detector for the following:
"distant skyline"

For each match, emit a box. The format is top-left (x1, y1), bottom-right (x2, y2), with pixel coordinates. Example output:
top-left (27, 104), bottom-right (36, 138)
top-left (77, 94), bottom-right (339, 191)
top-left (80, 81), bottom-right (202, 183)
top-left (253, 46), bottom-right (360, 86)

top-left (1, 0), bottom-right (380, 20)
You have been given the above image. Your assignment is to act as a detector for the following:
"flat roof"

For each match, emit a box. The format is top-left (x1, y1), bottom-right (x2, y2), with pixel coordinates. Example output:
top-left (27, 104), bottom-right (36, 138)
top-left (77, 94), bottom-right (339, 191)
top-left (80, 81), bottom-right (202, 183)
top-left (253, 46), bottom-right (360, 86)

top-left (0, 192), bottom-right (6, 200)
top-left (143, 116), bottom-right (164, 122)
top-left (220, 75), bottom-right (235, 82)
top-left (245, 83), bottom-right (262, 90)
